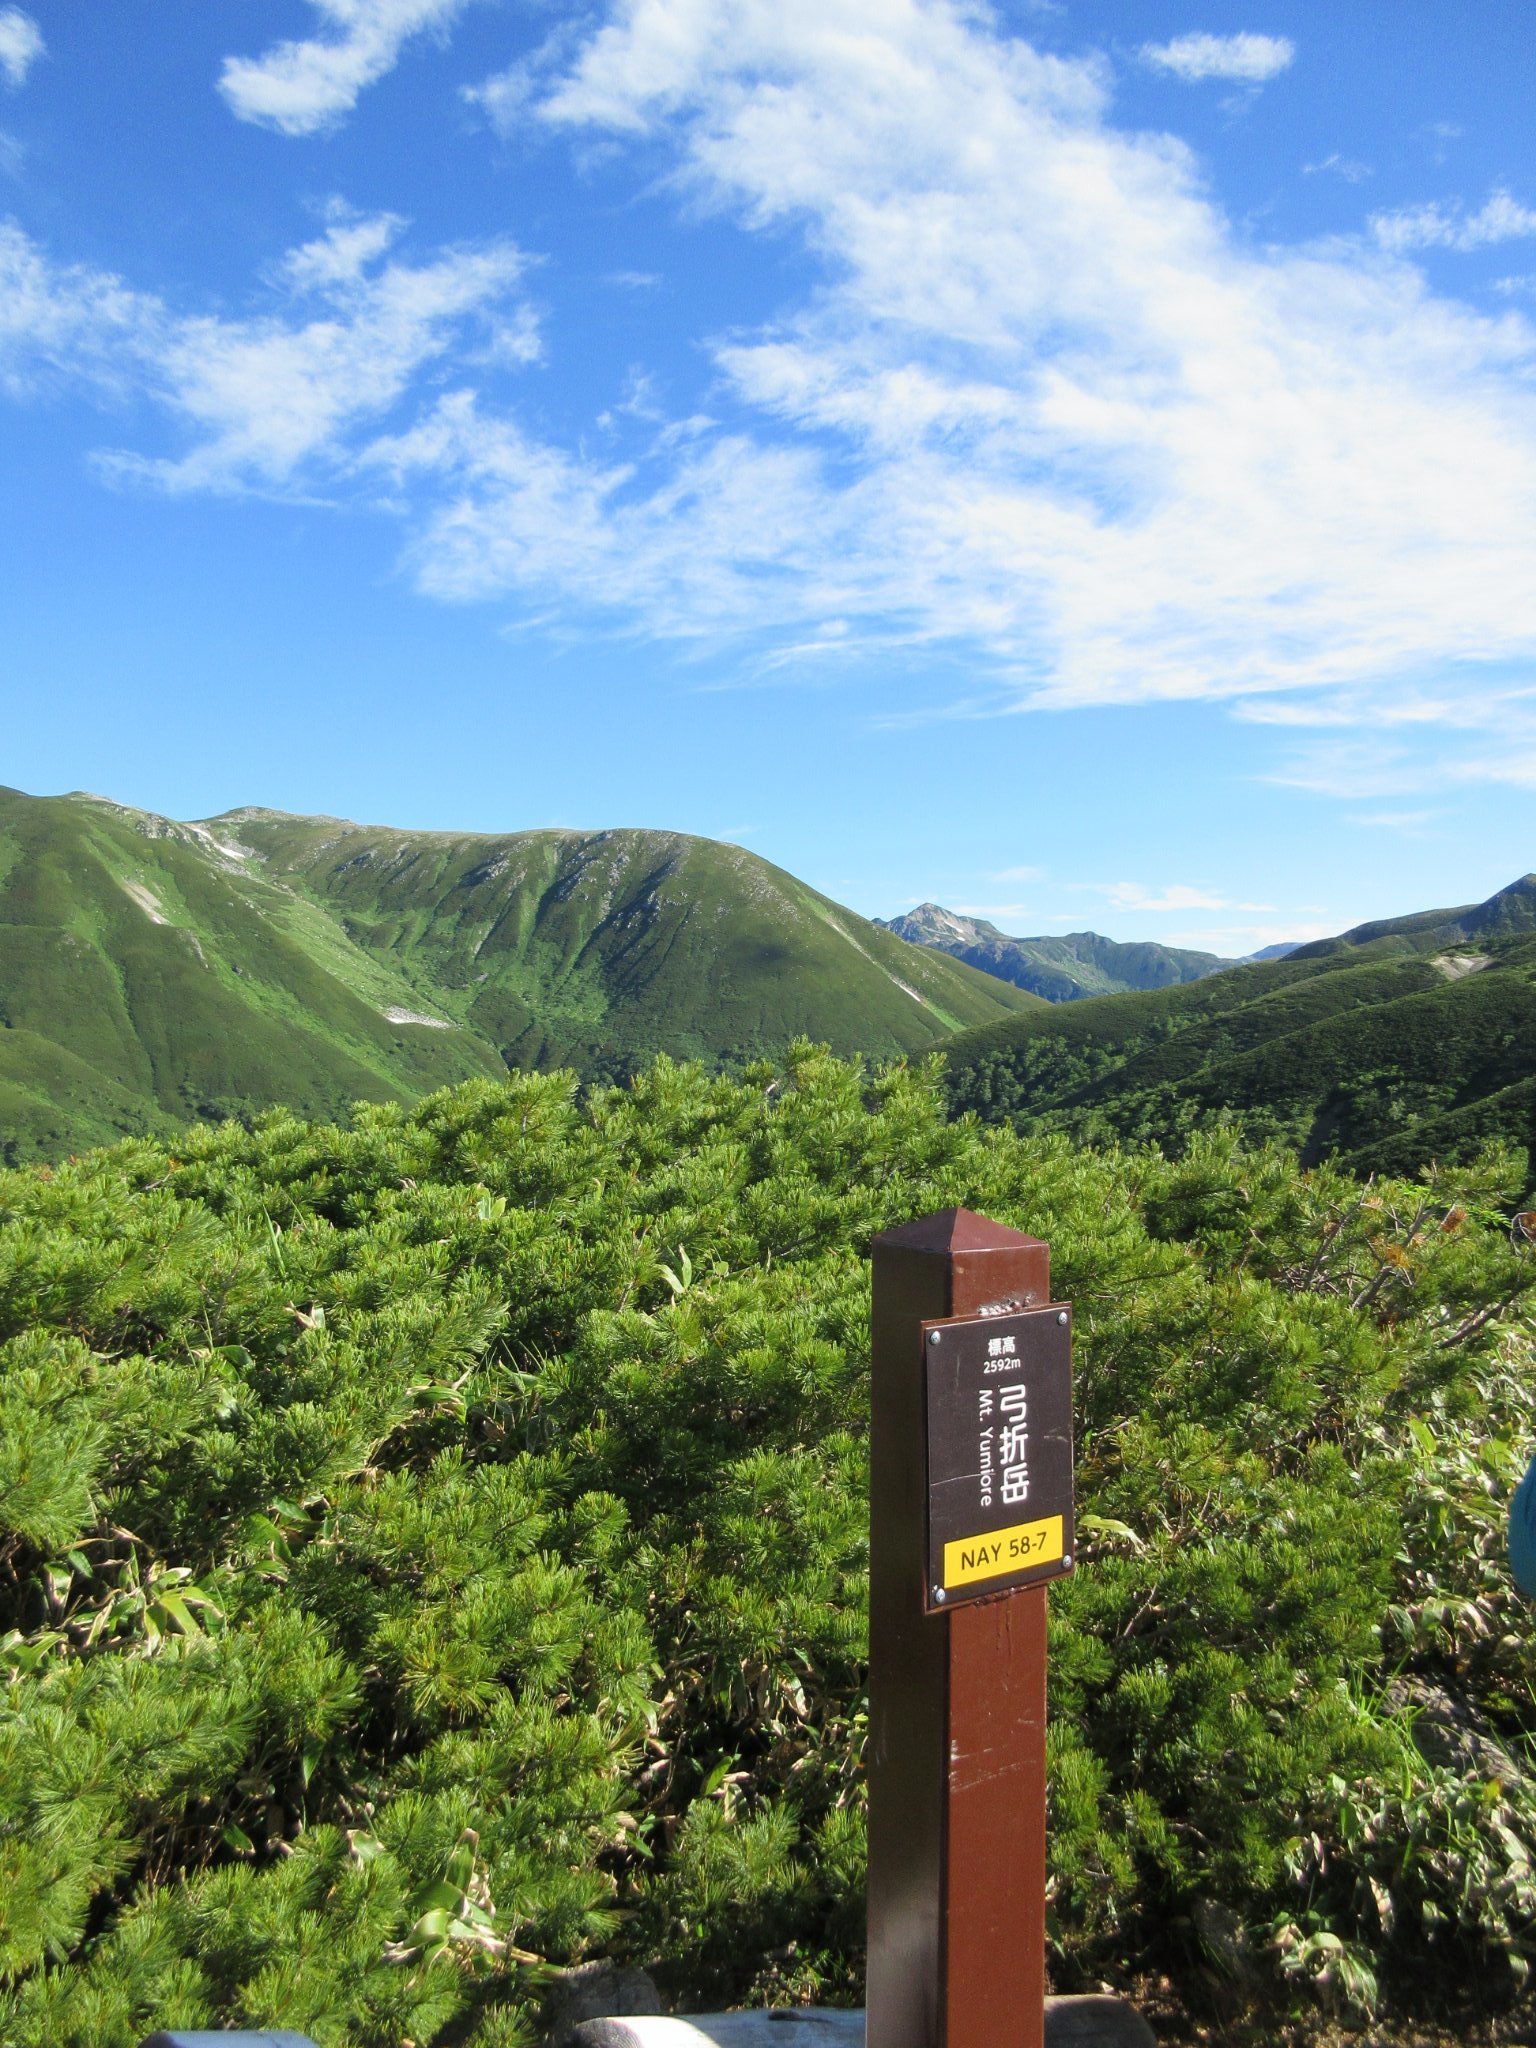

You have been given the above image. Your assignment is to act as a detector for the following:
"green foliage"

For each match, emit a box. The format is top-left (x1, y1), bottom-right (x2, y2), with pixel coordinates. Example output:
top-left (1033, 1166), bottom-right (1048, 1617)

top-left (944, 925), bottom-right (1536, 1189)
top-left (2, 1055), bottom-right (1535, 2041)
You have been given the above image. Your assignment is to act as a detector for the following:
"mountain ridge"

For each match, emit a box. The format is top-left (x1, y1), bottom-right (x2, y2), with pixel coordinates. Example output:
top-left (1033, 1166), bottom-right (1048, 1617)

top-left (1290, 874), bottom-right (1536, 958)
top-left (0, 788), bottom-right (1036, 1162)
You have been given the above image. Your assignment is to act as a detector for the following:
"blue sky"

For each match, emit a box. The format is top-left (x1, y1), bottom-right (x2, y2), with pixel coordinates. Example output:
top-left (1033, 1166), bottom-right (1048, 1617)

top-left (3, 0), bottom-right (1536, 953)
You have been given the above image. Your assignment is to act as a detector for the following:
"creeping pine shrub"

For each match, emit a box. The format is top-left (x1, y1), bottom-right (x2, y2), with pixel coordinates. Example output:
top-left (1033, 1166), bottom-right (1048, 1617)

top-left (1, 1048), bottom-right (1535, 2042)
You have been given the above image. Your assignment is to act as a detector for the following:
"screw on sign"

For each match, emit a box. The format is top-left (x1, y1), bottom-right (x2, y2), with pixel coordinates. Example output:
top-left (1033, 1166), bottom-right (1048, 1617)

top-left (866, 1209), bottom-right (1148, 2048)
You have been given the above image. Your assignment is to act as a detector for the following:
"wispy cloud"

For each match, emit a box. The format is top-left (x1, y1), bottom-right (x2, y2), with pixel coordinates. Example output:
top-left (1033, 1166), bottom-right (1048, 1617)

top-left (17, 0), bottom-right (1536, 780)
top-left (1139, 32), bottom-right (1294, 84)
top-left (1233, 687), bottom-right (1478, 730)
top-left (1348, 809), bottom-right (1442, 834)
top-left (1304, 152), bottom-right (1371, 184)
top-left (1372, 187), bottom-right (1536, 253)
top-left (1267, 711), bottom-right (1536, 798)
top-left (220, 0), bottom-right (472, 136)
top-left (427, 0), bottom-right (1536, 726)
top-left (0, 8), bottom-right (42, 88)
top-left (0, 222), bottom-right (147, 398)
top-left (0, 207), bottom-right (529, 493)
top-left (1094, 882), bottom-right (1265, 916)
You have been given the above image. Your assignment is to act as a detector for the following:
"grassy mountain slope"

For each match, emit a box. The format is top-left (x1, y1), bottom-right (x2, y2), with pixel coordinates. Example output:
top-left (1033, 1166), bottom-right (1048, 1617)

top-left (0, 789), bottom-right (504, 1162)
top-left (1290, 874), bottom-right (1536, 957)
top-left (0, 790), bottom-right (1035, 1161)
top-left (877, 901), bottom-right (1228, 1000)
top-left (223, 812), bottom-right (1038, 1080)
top-left (942, 878), bottom-right (1536, 1181)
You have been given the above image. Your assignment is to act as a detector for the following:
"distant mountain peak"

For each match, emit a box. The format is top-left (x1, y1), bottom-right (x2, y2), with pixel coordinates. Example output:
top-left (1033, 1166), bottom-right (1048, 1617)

top-left (877, 902), bottom-right (1230, 1002)
top-left (208, 805), bottom-right (349, 827)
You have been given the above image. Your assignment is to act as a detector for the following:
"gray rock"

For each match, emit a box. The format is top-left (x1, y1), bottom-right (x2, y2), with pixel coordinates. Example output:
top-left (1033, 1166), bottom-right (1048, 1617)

top-left (1386, 1675), bottom-right (1524, 1785)
top-left (1044, 1996), bottom-right (1158, 2047)
top-left (567, 1997), bottom-right (1155, 2047)
top-left (568, 2019), bottom-right (860, 2048)
top-left (1191, 1898), bottom-right (1253, 1982)
top-left (543, 1961), bottom-right (664, 2047)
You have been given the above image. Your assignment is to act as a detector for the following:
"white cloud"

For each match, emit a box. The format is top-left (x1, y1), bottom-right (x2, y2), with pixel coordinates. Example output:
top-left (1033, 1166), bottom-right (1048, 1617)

top-left (1348, 809), bottom-right (1442, 833)
top-left (1096, 882), bottom-right (1251, 916)
top-left (0, 8), bottom-right (42, 88)
top-left (1233, 687), bottom-right (1476, 729)
top-left (280, 208), bottom-right (407, 291)
top-left (1372, 188), bottom-right (1536, 254)
top-left (363, 388), bottom-right (861, 635)
top-left (1140, 31), bottom-right (1293, 84)
top-left (19, 0), bottom-right (1536, 776)
top-left (1, 211), bottom-right (529, 493)
top-left (394, 0), bottom-right (1536, 728)
top-left (1265, 699), bottom-right (1536, 797)
top-left (0, 222), bottom-right (150, 397)
top-left (1304, 153), bottom-right (1371, 184)
top-left (220, 0), bottom-right (472, 136)
top-left (464, 56), bottom-right (537, 130)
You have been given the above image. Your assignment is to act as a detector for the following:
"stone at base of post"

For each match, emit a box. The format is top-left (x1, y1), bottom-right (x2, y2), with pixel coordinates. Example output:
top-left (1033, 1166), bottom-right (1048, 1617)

top-left (563, 1998), bottom-right (1155, 2047)
top-left (1042, 1996), bottom-right (1157, 2046)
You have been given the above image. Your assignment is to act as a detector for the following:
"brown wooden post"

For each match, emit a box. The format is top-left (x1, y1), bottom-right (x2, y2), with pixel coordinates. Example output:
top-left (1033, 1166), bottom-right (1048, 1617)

top-left (867, 1208), bottom-right (1057, 2048)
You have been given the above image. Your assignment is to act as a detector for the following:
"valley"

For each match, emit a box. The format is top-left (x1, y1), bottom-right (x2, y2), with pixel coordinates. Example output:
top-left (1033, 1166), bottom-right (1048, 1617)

top-left (937, 877), bottom-right (1536, 1183)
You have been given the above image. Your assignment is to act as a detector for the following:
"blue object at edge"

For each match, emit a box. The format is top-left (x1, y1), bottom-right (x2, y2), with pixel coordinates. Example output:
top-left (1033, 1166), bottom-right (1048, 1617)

top-left (1509, 1453), bottom-right (1536, 1599)
top-left (139, 2035), bottom-right (319, 2047)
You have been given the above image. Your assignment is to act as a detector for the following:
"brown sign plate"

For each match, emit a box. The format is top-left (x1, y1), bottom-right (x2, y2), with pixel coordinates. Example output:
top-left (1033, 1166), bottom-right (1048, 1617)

top-left (922, 1305), bottom-right (1074, 1612)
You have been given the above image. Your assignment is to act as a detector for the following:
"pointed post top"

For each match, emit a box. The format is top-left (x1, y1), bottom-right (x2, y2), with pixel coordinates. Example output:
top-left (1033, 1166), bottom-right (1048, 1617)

top-left (873, 1206), bottom-right (1047, 1259)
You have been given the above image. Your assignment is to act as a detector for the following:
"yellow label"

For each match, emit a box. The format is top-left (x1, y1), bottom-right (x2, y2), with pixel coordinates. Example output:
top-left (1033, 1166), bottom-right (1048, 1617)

top-left (943, 1515), bottom-right (1064, 1589)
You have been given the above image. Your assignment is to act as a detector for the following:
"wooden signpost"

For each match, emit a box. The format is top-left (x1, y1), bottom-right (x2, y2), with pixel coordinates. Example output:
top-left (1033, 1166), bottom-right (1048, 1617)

top-left (866, 1208), bottom-right (1074, 2048)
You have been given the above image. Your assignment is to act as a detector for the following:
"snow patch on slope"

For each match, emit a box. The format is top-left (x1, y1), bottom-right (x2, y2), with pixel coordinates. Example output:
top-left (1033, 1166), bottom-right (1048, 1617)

top-left (121, 880), bottom-right (168, 924)
top-left (812, 902), bottom-right (931, 1009)
top-left (381, 1005), bottom-right (452, 1028)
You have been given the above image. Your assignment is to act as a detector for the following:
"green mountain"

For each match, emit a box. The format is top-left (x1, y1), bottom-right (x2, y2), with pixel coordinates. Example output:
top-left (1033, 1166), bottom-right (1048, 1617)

top-left (0, 788), bottom-right (1036, 1162)
top-left (1289, 874), bottom-right (1536, 957)
top-left (877, 901), bottom-right (1230, 1000)
top-left (941, 875), bottom-right (1536, 1182)
top-left (0, 788), bottom-right (508, 1162)
top-left (226, 810), bottom-right (1038, 1077)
